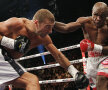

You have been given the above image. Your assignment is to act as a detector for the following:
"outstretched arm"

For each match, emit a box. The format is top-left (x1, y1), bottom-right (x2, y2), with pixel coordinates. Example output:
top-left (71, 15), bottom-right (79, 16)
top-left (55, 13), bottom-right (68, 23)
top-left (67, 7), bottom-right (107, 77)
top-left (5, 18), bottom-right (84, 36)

top-left (43, 35), bottom-right (71, 68)
top-left (45, 43), bottom-right (71, 68)
top-left (54, 21), bottom-right (82, 33)
top-left (43, 35), bottom-right (89, 89)
top-left (53, 17), bottom-right (90, 33)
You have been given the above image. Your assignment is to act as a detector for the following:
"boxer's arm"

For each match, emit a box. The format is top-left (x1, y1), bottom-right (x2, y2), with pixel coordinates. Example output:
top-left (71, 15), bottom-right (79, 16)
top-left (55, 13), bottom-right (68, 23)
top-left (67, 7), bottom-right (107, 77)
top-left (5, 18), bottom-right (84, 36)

top-left (54, 21), bottom-right (82, 33)
top-left (46, 44), bottom-right (74, 68)
top-left (46, 43), bottom-right (89, 89)
top-left (54, 17), bottom-right (90, 33)
top-left (43, 35), bottom-right (77, 70)
top-left (45, 38), bottom-right (81, 77)
top-left (44, 36), bottom-right (89, 89)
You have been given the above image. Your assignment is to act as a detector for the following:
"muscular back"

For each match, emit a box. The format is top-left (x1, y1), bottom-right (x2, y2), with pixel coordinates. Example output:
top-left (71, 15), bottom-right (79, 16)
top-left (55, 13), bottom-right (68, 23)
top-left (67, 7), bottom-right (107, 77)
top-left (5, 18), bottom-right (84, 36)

top-left (81, 17), bottom-right (108, 46)
top-left (0, 17), bottom-right (52, 59)
top-left (0, 17), bottom-right (28, 38)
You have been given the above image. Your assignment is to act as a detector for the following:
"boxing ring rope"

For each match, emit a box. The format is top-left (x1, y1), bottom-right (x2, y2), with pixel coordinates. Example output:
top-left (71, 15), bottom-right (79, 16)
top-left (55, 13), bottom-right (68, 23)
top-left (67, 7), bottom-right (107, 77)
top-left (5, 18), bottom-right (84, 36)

top-left (26, 59), bottom-right (84, 84)
top-left (19, 44), bottom-right (85, 84)
top-left (26, 58), bottom-right (84, 71)
top-left (16, 44), bottom-right (80, 61)
top-left (39, 78), bottom-right (75, 84)
top-left (22, 44), bottom-right (85, 84)
top-left (8, 44), bottom-right (87, 89)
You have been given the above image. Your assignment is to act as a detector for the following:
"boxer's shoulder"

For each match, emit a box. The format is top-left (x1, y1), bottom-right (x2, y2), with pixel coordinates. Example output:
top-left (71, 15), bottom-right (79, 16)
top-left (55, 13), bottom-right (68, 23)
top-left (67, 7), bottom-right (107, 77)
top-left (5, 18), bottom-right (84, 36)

top-left (4, 17), bottom-right (24, 27)
top-left (76, 16), bottom-right (92, 25)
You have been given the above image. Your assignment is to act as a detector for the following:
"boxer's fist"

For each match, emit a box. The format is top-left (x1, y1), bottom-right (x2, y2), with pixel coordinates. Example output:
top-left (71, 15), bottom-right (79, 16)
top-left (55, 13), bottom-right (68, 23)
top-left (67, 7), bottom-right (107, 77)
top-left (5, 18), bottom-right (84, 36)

top-left (1, 36), bottom-right (30, 53)
top-left (80, 39), bottom-right (94, 52)
top-left (14, 36), bottom-right (30, 53)
top-left (75, 72), bottom-right (89, 89)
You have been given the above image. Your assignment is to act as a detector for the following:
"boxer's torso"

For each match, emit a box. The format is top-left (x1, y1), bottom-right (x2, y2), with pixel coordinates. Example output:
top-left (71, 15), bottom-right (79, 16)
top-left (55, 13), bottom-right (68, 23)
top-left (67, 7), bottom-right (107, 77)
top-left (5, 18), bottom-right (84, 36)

top-left (82, 17), bottom-right (108, 46)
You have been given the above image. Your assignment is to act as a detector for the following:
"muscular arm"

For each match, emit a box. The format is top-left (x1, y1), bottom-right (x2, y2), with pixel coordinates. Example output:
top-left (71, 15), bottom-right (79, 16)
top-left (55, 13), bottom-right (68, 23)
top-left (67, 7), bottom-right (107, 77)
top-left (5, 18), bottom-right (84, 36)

top-left (0, 22), bottom-right (9, 41)
top-left (43, 35), bottom-right (71, 69)
top-left (0, 19), bottom-right (20, 42)
top-left (54, 21), bottom-right (82, 33)
top-left (45, 43), bottom-right (71, 68)
top-left (54, 17), bottom-right (91, 33)
top-left (43, 36), bottom-right (89, 89)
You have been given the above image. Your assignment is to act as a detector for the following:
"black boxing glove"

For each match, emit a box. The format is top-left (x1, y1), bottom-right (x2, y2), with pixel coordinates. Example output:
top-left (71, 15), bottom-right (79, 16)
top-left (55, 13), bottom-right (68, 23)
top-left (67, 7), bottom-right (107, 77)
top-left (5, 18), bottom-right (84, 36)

top-left (68, 65), bottom-right (89, 89)
top-left (1, 36), bottom-right (30, 53)
top-left (14, 36), bottom-right (30, 53)
top-left (75, 72), bottom-right (89, 89)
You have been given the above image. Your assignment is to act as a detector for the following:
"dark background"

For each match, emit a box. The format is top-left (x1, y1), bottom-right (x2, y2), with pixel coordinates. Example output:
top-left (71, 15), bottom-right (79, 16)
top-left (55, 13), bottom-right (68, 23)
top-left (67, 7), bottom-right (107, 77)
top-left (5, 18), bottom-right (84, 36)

top-left (0, 0), bottom-right (107, 48)
top-left (1, 0), bottom-right (108, 90)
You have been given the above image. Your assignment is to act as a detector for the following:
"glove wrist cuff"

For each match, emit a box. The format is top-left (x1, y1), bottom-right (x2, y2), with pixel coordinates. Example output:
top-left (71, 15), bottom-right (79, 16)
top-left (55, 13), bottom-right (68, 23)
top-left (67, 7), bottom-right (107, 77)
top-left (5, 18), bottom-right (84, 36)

top-left (1, 36), bottom-right (14, 49)
top-left (94, 44), bottom-right (103, 53)
top-left (68, 65), bottom-right (79, 78)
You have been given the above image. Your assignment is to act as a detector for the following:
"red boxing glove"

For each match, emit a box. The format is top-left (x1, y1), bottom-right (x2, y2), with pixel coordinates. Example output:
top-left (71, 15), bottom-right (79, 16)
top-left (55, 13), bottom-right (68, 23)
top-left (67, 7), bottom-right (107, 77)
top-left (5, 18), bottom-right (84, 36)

top-left (80, 39), bottom-right (94, 52)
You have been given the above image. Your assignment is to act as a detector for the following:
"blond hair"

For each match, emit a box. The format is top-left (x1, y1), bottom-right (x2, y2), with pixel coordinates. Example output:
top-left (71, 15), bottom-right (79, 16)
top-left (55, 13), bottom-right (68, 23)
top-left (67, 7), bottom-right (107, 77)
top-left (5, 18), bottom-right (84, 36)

top-left (33, 9), bottom-right (55, 23)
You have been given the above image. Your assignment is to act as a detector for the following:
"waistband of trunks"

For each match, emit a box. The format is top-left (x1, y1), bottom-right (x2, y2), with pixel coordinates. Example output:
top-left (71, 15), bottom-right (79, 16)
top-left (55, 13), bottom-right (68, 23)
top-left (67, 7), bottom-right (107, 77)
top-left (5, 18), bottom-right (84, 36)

top-left (88, 51), bottom-right (103, 57)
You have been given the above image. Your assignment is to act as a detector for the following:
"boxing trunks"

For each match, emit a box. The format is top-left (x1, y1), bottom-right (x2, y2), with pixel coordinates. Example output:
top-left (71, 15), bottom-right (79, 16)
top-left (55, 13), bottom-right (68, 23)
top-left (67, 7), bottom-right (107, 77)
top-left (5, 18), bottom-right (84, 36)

top-left (86, 51), bottom-right (108, 88)
top-left (0, 46), bottom-right (26, 85)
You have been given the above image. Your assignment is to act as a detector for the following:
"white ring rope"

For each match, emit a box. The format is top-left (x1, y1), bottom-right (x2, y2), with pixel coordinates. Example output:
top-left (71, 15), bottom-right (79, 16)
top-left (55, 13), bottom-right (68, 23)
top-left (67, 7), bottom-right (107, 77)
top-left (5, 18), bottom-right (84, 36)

top-left (25, 44), bottom-right (85, 84)
top-left (16, 44), bottom-right (80, 61)
top-left (26, 58), bottom-right (85, 71)
top-left (39, 78), bottom-right (75, 84)
top-left (8, 44), bottom-right (83, 88)
top-left (17, 44), bottom-right (83, 85)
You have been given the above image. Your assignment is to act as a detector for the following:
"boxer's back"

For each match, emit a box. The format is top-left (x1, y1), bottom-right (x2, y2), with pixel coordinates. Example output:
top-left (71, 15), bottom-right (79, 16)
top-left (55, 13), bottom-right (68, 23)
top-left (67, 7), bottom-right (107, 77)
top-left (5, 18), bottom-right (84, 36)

top-left (0, 17), bottom-right (44, 58)
top-left (0, 17), bottom-right (28, 38)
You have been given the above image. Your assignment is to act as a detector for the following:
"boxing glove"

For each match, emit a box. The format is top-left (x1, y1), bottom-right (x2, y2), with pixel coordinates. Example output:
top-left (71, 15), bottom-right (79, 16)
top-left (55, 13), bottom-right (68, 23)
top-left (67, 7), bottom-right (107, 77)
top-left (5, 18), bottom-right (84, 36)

top-left (68, 65), bottom-right (89, 89)
top-left (75, 72), bottom-right (89, 89)
top-left (1, 36), bottom-right (30, 53)
top-left (80, 39), bottom-right (103, 52)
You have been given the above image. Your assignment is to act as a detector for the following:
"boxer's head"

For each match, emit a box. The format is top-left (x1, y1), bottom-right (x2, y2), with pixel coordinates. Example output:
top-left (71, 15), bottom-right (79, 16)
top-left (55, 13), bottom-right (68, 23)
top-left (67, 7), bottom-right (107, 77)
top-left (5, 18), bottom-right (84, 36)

top-left (33, 9), bottom-right (55, 37)
top-left (92, 2), bottom-right (108, 27)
